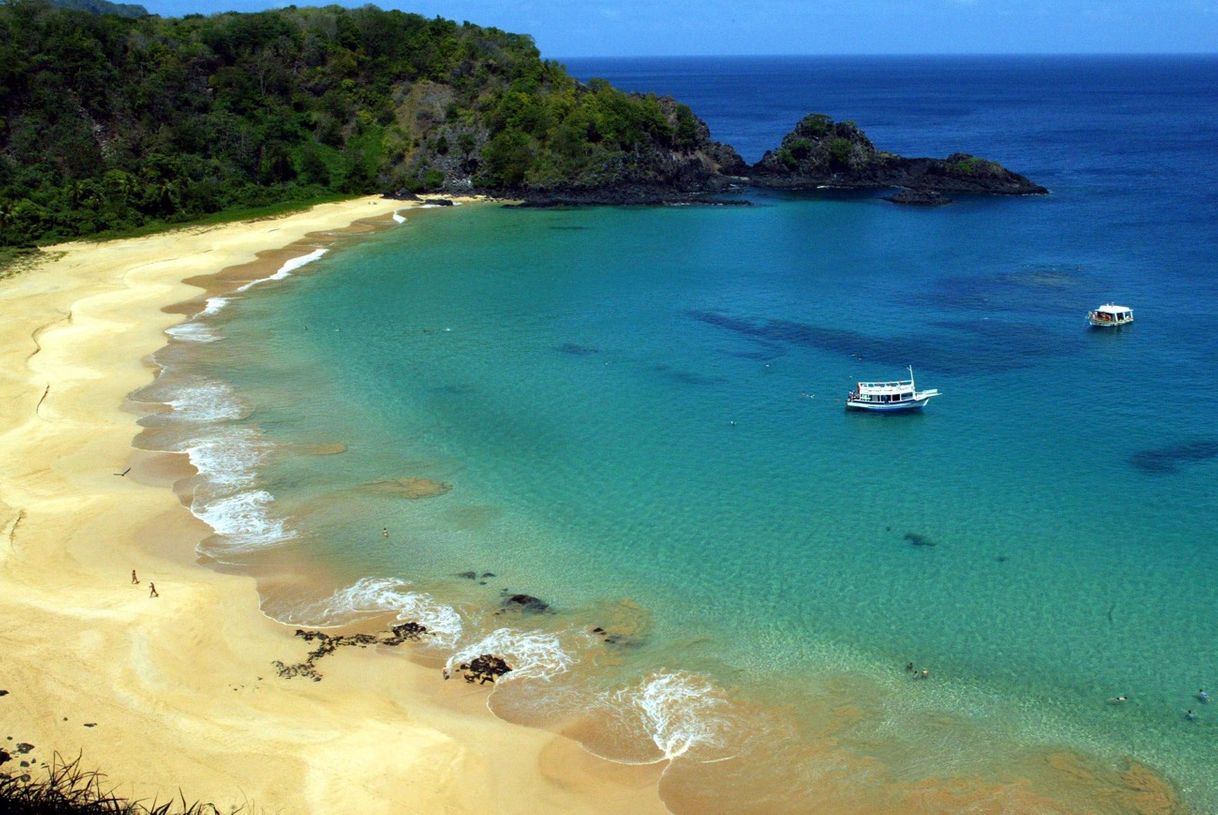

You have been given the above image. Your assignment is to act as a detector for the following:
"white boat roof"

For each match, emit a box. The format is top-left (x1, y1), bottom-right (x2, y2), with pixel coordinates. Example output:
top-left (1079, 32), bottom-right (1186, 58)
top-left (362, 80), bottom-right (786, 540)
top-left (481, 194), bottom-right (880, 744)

top-left (1094, 303), bottom-right (1132, 313)
top-left (855, 379), bottom-right (915, 394)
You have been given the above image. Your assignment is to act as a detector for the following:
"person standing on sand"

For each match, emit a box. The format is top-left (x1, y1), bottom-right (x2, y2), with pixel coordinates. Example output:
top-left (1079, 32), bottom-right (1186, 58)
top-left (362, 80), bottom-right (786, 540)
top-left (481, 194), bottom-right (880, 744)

top-left (131, 569), bottom-right (139, 584)
top-left (148, 582), bottom-right (158, 598)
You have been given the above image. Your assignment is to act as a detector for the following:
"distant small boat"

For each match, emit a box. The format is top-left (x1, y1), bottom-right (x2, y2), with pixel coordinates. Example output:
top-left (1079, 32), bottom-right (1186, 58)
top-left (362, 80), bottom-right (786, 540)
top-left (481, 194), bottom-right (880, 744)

top-left (846, 366), bottom-right (940, 412)
top-left (1087, 303), bottom-right (1133, 328)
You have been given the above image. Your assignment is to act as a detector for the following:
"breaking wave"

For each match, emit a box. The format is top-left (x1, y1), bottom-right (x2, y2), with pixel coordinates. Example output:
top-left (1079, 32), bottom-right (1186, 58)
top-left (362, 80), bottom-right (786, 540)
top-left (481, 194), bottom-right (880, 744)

top-left (610, 671), bottom-right (732, 761)
top-left (279, 577), bottom-right (463, 648)
top-left (446, 628), bottom-right (575, 682)
top-left (236, 248), bottom-right (327, 292)
top-left (165, 320), bottom-right (220, 343)
top-left (164, 376), bottom-right (248, 423)
top-left (193, 489), bottom-right (295, 556)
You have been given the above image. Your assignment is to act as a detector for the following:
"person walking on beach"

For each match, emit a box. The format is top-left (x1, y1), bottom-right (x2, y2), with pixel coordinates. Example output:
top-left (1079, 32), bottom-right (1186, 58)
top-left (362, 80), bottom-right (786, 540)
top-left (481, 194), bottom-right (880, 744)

top-left (148, 581), bottom-right (158, 598)
top-left (131, 569), bottom-right (139, 585)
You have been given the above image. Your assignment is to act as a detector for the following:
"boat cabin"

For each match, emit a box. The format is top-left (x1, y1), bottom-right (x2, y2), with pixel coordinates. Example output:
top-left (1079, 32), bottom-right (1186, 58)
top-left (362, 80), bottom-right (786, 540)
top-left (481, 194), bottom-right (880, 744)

top-left (1088, 303), bottom-right (1133, 327)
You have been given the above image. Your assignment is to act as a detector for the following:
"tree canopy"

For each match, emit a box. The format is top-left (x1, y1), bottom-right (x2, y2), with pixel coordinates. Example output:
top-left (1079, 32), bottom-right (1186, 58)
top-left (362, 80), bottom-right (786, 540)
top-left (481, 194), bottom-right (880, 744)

top-left (0, 0), bottom-right (722, 246)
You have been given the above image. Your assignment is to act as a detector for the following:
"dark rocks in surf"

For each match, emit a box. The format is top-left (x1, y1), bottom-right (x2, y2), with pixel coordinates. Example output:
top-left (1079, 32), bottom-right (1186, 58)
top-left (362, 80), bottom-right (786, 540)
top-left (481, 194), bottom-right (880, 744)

top-left (457, 570), bottom-right (478, 579)
top-left (904, 532), bottom-right (936, 547)
top-left (590, 625), bottom-right (635, 646)
top-left (1129, 439), bottom-right (1218, 474)
top-left (502, 593), bottom-right (550, 613)
top-left (455, 654), bottom-right (512, 684)
top-left (273, 623), bottom-right (432, 681)
top-left (383, 622), bottom-right (430, 645)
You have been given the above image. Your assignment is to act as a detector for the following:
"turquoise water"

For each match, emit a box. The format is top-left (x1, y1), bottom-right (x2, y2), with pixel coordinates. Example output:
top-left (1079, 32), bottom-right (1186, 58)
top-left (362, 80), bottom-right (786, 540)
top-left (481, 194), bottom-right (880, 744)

top-left (140, 58), bottom-right (1218, 811)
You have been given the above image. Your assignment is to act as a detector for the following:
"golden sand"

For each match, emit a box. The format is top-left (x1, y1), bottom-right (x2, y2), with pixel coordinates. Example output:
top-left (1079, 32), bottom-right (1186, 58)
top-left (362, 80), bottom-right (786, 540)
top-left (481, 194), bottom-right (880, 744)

top-left (0, 197), bottom-right (668, 814)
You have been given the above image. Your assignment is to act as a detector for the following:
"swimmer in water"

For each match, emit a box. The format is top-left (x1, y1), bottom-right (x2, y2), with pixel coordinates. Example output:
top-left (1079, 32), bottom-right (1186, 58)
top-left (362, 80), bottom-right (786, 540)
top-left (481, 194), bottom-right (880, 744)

top-left (1107, 695), bottom-right (1128, 705)
top-left (1198, 689), bottom-right (1210, 704)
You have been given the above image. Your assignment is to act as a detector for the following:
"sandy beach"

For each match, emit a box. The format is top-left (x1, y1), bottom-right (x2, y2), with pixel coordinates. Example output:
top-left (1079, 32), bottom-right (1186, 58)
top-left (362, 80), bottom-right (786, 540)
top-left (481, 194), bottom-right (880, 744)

top-left (0, 196), bottom-right (668, 814)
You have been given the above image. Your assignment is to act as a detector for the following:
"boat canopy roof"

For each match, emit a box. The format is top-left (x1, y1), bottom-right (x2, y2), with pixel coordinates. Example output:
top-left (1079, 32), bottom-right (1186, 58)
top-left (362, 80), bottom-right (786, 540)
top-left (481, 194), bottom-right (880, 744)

top-left (855, 379), bottom-right (915, 395)
top-left (1094, 303), bottom-right (1132, 314)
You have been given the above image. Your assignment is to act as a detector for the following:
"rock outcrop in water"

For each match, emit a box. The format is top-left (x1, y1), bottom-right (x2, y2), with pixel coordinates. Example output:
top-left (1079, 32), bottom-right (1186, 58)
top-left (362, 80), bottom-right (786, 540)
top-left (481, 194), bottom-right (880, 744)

top-left (453, 654), bottom-right (513, 684)
top-left (749, 114), bottom-right (1047, 196)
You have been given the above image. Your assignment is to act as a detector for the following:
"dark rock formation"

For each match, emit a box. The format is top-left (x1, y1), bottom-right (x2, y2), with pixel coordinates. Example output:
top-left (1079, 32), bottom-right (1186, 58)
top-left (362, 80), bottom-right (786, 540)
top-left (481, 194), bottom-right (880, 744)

top-left (454, 654), bottom-right (512, 684)
top-left (750, 114), bottom-right (1046, 196)
top-left (885, 189), bottom-right (952, 206)
top-left (503, 593), bottom-right (550, 613)
top-left (273, 623), bottom-right (432, 682)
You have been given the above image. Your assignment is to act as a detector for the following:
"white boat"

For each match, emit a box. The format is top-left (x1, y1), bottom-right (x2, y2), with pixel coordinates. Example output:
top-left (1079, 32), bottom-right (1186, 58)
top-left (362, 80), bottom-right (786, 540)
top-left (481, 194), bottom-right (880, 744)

top-left (846, 366), bottom-right (940, 412)
top-left (1087, 303), bottom-right (1133, 327)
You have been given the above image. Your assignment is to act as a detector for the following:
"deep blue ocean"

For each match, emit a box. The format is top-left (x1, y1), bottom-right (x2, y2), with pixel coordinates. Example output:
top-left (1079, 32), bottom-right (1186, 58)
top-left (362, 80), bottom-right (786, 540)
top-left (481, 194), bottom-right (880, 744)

top-left (143, 57), bottom-right (1218, 812)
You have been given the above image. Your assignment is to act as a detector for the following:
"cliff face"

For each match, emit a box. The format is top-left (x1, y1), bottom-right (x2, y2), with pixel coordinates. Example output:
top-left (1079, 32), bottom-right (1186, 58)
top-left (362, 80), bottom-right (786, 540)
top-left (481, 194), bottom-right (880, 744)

top-left (749, 113), bottom-right (1047, 195)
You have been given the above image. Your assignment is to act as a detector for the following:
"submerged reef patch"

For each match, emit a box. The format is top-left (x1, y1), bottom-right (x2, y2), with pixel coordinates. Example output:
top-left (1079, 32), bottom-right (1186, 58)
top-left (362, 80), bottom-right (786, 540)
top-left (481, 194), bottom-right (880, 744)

top-left (362, 477), bottom-right (453, 499)
top-left (689, 310), bottom-right (1065, 374)
top-left (1129, 439), bottom-right (1218, 474)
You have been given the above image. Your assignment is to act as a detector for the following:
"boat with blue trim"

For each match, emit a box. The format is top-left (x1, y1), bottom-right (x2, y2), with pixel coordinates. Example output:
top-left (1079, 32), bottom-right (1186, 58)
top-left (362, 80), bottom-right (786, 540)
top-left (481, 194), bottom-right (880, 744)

top-left (846, 366), bottom-right (940, 412)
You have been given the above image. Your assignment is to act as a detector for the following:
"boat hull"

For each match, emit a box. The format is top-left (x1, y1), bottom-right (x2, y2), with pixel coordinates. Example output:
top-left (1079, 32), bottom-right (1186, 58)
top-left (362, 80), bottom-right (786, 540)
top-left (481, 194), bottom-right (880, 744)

top-left (845, 398), bottom-right (933, 412)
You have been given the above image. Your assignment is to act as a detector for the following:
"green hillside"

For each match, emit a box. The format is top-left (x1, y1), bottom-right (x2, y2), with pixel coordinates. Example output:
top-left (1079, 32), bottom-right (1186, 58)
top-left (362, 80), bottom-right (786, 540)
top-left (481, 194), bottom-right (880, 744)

top-left (0, 0), bottom-right (739, 245)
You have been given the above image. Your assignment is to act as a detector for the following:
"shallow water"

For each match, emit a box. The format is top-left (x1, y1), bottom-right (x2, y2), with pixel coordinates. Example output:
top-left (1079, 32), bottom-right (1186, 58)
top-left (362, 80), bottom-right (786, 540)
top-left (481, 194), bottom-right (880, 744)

top-left (138, 57), bottom-right (1218, 811)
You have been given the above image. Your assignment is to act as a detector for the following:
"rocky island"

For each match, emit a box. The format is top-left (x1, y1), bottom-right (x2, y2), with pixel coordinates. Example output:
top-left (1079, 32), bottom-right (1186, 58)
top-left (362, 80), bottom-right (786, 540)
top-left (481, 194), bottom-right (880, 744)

top-left (749, 113), bottom-right (1047, 198)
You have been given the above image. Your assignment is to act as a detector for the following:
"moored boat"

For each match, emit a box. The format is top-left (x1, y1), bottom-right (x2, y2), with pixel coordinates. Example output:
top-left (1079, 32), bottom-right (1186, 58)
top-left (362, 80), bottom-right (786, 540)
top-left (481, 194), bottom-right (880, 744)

top-left (846, 366), bottom-right (940, 412)
top-left (1087, 303), bottom-right (1133, 327)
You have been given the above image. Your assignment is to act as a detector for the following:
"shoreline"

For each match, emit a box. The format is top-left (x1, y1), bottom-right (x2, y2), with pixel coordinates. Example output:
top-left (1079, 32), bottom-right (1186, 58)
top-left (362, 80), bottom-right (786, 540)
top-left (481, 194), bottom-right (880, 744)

top-left (0, 196), bottom-right (669, 813)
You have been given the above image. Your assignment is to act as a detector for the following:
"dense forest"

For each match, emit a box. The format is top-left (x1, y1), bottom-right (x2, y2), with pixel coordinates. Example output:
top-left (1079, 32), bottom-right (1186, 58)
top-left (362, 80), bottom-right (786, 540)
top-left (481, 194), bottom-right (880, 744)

top-left (0, 0), bottom-right (741, 245)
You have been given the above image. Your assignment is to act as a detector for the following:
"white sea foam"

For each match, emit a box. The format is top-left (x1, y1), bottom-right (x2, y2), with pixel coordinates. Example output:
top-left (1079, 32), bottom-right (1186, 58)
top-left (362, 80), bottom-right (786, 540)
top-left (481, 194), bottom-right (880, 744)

top-left (392, 210), bottom-right (406, 224)
top-left (445, 628), bottom-right (574, 682)
top-left (165, 320), bottom-right (220, 343)
top-left (611, 671), bottom-right (730, 761)
top-left (236, 248), bottom-right (327, 292)
top-left (181, 426), bottom-right (266, 491)
top-left (284, 577), bottom-right (463, 647)
top-left (199, 296), bottom-right (229, 316)
top-left (193, 489), bottom-right (295, 554)
top-left (165, 377), bottom-right (247, 423)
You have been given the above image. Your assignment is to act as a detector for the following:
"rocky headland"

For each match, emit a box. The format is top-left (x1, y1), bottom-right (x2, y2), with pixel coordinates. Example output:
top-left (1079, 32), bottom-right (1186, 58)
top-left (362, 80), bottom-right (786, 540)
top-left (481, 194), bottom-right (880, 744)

top-left (474, 110), bottom-right (1046, 206)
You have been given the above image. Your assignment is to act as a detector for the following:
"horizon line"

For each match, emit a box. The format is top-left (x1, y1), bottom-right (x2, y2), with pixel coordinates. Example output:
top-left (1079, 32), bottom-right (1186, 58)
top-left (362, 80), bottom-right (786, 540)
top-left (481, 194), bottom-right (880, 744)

top-left (554, 51), bottom-right (1218, 60)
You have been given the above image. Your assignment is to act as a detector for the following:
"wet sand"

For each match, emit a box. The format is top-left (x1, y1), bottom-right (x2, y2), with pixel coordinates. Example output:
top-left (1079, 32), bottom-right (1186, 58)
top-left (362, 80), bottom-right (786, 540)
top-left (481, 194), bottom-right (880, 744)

top-left (0, 196), bottom-right (669, 814)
